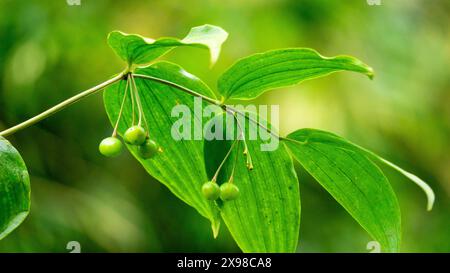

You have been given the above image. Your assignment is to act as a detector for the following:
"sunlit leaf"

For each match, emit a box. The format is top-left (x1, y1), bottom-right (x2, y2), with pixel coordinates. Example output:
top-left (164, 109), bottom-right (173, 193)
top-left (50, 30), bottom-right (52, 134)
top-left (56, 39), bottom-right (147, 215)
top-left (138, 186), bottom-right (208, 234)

top-left (108, 24), bottom-right (228, 66)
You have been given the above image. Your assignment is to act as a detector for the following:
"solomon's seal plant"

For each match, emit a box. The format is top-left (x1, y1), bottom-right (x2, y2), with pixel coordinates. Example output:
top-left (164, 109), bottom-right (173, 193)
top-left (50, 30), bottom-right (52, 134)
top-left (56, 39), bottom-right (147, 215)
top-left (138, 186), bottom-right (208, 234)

top-left (0, 25), bottom-right (435, 252)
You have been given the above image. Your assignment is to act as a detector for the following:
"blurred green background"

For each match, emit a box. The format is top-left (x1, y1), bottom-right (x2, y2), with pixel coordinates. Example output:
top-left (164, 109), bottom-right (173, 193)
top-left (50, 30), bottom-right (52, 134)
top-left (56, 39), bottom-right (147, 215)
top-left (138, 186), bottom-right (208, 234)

top-left (0, 0), bottom-right (448, 252)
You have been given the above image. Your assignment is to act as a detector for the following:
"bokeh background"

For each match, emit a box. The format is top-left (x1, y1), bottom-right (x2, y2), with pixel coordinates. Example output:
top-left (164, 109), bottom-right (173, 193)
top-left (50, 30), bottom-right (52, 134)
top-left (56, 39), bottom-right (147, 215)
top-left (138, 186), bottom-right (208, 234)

top-left (0, 0), bottom-right (448, 252)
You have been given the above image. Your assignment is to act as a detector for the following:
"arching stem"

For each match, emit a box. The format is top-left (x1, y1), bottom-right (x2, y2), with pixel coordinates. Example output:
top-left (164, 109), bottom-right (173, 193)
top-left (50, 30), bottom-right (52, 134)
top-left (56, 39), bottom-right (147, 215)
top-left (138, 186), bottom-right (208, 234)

top-left (132, 73), bottom-right (221, 106)
top-left (130, 74), bottom-right (143, 127)
top-left (212, 138), bottom-right (238, 182)
top-left (0, 72), bottom-right (125, 137)
top-left (130, 74), bottom-right (136, 126)
top-left (112, 77), bottom-right (130, 137)
top-left (130, 75), bottom-right (150, 135)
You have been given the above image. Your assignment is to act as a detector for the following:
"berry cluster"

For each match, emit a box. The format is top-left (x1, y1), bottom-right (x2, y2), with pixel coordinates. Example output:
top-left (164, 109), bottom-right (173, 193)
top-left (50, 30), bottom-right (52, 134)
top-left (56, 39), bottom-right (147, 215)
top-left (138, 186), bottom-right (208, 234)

top-left (99, 74), bottom-right (159, 159)
top-left (201, 123), bottom-right (253, 202)
top-left (202, 181), bottom-right (239, 201)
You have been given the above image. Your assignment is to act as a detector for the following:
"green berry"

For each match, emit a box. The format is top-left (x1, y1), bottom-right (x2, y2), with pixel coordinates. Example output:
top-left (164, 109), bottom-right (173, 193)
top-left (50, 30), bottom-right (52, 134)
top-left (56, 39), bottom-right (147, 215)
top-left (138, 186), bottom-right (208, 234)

top-left (202, 181), bottom-right (220, 200)
top-left (220, 183), bottom-right (240, 201)
top-left (124, 126), bottom-right (146, 145)
top-left (138, 139), bottom-right (159, 159)
top-left (99, 137), bottom-right (123, 157)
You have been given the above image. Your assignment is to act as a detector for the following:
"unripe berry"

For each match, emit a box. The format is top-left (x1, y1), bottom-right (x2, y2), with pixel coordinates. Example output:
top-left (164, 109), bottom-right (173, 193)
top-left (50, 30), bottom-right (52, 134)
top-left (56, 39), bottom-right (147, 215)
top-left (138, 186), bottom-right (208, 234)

top-left (124, 126), bottom-right (146, 145)
top-left (99, 137), bottom-right (123, 157)
top-left (202, 181), bottom-right (220, 200)
top-left (138, 139), bottom-right (159, 159)
top-left (220, 183), bottom-right (240, 201)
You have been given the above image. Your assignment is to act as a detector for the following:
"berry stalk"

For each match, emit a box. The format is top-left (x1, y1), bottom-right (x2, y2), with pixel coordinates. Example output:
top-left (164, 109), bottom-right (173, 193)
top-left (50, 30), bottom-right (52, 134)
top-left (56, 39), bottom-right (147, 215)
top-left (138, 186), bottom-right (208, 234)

top-left (112, 77), bottom-right (130, 137)
top-left (212, 138), bottom-right (238, 182)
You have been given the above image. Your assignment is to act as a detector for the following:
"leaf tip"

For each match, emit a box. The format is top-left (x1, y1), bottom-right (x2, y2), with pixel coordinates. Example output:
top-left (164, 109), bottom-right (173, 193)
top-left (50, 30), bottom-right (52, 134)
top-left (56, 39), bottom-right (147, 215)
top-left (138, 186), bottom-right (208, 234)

top-left (183, 24), bottom-right (228, 67)
top-left (367, 68), bottom-right (375, 80)
top-left (426, 190), bottom-right (435, 211)
top-left (352, 58), bottom-right (375, 80)
top-left (211, 220), bottom-right (221, 238)
top-left (106, 30), bottom-right (123, 43)
top-left (376, 157), bottom-right (435, 212)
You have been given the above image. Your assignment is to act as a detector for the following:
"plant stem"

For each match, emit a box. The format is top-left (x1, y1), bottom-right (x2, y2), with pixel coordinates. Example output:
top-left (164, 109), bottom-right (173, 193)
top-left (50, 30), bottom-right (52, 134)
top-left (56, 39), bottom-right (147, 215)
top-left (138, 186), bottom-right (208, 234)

top-left (130, 74), bottom-right (143, 126)
top-left (112, 77), bottom-right (130, 137)
top-left (231, 112), bottom-right (254, 170)
top-left (132, 73), bottom-right (222, 106)
top-left (229, 140), bottom-right (241, 182)
top-left (131, 74), bottom-right (150, 133)
top-left (1, 71), bottom-right (278, 140)
top-left (130, 74), bottom-right (136, 126)
top-left (226, 106), bottom-right (280, 140)
top-left (212, 138), bottom-right (238, 182)
top-left (0, 72), bottom-right (125, 137)
top-left (132, 73), bottom-right (283, 141)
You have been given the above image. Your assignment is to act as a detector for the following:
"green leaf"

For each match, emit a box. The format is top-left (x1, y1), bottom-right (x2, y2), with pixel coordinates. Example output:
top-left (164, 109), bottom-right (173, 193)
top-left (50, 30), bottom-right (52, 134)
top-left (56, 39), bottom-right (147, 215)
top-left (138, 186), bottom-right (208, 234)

top-left (203, 113), bottom-right (300, 252)
top-left (108, 24), bottom-right (228, 67)
top-left (0, 137), bottom-right (30, 240)
top-left (284, 129), bottom-right (401, 252)
top-left (218, 48), bottom-right (374, 101)
top-left (104, 61), bottom-right (221, 236)
top-left (286, 128), bottom-right (434, 211)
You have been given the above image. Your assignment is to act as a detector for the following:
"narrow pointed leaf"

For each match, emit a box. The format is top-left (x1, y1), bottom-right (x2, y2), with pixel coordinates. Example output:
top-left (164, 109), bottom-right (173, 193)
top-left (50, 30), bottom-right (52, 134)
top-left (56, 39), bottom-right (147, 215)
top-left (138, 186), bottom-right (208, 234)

top-left (284, 129), bottom-right (401, 252)
top-left (204, 113), bottom-right (300, 252)
top-left (287, 129), bottom-right (434, 211)
top-left (0, 137), bottom-right (30, 240)
top-left (108, 24), bottom-right (228, 66)
top-left (218, 48), bottom-right (374, 101)
top-left (103, 61), bottom-right (221, 235)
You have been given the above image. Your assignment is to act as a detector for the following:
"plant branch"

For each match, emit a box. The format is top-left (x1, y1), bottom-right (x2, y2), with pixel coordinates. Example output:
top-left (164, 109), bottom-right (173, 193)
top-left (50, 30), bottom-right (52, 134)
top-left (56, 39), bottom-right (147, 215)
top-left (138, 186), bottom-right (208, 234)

top-left (132, 73), bottom-right (222, 106)
top-left (225, 106), bottom-right (281, 140)
top-left (132, 73), bottom-right (283, 141)
top-left (0, 72), bottom-right (125, 137)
